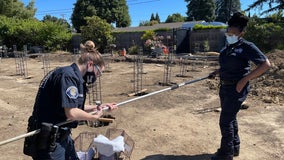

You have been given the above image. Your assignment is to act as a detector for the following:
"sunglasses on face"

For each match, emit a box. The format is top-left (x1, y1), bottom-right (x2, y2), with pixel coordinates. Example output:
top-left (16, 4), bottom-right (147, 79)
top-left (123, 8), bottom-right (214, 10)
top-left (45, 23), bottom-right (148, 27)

top-left (93, 64), bottom-right (102, 77)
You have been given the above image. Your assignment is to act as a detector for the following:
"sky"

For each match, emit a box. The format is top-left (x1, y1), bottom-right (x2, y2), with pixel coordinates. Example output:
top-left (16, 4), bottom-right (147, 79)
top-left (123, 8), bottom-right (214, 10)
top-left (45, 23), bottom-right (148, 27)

top-left (21, 0), bottom-right (266, 27)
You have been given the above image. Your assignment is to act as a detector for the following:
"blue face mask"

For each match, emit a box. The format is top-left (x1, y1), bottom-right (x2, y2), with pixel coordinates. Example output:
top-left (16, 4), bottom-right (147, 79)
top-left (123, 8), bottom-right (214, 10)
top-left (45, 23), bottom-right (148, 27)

top-left (226, 34), bottom-right (239, 45)
top-left (83, 71), bottom-right (96, 84)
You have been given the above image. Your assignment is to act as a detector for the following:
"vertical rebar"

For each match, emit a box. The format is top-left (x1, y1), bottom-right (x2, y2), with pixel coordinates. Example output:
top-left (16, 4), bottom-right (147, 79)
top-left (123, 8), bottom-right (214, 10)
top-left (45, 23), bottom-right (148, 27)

top-left (0, 46), bottom-right (2, 72)
top-left (0, 46), bottom-right (8, 73)
top-left (14, 45), bottom-right (27, 77)
top-left (42, 53), bottom-right (50, 76)
top-left (163, 49), bottom-right (173, 85)
top-left (103, 54), bottom-right (111, 72)
top-left (88, 77), bottom-right (102, 105)
top-left (178, 57), bottom-right (188, 77)
top-left (162, 35), bottom-right (173, 86)
top-left (14, 45), bottom-right (21, 75)
top-left (133, 47), bottom-right (143, 95)
top-left (23, 45), bottom-right (29, 78)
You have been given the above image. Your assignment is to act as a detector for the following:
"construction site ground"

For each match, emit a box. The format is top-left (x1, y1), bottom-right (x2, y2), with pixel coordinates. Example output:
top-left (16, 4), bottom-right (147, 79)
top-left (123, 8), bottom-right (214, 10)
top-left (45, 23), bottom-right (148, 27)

top-left (0, 50), bottom-right (283, 160)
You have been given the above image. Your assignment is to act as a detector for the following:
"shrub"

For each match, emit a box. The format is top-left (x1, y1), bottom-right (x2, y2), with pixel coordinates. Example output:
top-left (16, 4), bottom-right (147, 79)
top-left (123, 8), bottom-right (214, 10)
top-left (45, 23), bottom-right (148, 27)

top-left (245, 20), bottom-right (284, 52)
top-left (192, 24), bottom-right (227, 31)
top-left (128, 45), bottom-right (139, 55)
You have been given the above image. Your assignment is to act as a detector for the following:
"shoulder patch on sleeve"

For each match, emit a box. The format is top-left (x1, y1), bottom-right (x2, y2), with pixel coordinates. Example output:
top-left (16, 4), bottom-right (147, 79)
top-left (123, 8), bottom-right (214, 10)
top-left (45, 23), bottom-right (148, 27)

top-left (66, 86), bottom-right (79, 99)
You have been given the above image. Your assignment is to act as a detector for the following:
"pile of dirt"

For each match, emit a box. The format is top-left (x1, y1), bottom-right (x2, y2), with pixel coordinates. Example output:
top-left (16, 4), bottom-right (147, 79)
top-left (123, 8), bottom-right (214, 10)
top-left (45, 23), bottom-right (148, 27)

top-left (206, 49), bottom-right (284, 104)
top-left (250, 49), bottom-right (284, 104)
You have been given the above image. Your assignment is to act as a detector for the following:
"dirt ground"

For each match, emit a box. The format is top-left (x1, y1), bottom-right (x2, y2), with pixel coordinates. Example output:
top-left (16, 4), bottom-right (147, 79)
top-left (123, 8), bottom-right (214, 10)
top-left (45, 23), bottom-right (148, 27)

top-left (0, 50), bottom-right (283, 160)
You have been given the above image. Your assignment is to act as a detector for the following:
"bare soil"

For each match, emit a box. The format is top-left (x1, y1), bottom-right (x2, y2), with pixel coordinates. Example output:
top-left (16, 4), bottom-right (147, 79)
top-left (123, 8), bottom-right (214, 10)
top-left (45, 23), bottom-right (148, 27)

top-left (0, 50), bottom-right (283, 160)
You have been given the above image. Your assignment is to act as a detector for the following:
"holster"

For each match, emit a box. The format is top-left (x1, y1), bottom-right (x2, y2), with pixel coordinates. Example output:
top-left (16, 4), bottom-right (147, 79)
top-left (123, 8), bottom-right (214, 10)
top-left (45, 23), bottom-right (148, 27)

top-left (23, 118), bottom-right (60, 156)
top-left (36, 123), bottom-right (59, 152)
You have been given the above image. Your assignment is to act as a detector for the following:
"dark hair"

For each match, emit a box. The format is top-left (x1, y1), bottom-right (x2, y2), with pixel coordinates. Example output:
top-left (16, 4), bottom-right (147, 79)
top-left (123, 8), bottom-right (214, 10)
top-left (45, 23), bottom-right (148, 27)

top-left (228, 12), bottom-right (249, 32)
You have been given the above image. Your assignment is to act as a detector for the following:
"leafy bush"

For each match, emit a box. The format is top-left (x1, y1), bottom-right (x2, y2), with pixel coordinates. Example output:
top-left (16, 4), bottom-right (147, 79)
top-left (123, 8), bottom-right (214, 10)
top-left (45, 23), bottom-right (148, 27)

top-left (202, 40), bottom-right (210, 52)
top-left (0, 16), bottom-right (72, 51)
top-left (192, 24), bottom-right (227, 31)
top-left (128, 45), bottom-right (139, 55)
top-left (81, 16), bottom-right (114, 53)
top-left (141, 30), bottom-right (155, 41)
top-left (245, 16), bottom-right (284, 52)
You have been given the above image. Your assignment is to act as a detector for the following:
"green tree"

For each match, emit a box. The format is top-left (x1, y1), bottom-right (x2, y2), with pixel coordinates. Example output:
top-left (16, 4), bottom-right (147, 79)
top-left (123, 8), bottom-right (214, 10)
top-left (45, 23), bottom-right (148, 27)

top-left (42, 15), bottom-right (71, 29)
top-left (150, 13), bottom-right (155, 21)
top-left (81, 16), bottom-right (114, 53)
top-left (244, 13), bottom-right (284, 51)
top-left (139, 20), bottom-right (159, 26)
top-left (165, 13), bottom-right (185, 23)
top-left (150, 13), bottom-right (160, 23)
top-left (114, 0), bottom-right (131, 27)
top-left (0, 0), bottom-right (36, 19)
top-left (71, 0), bottom-right (130, 32)
top-left (71, 0), bottom-right (97, 32)
top-left (139, 20), bottom-right (151, 26)
top-left (266, 10), bottom-right (284, 23)
top-left (215, 0), bottom-right (241, 23)
top-left (0, 16), bottom-right (72, 51)
top-left (155, 13), bottom-right (161, 23)
top-left (185, 0), bottom-right (216, 22)
top-left (245, 0), bottom-right (284, 15)
top-left (39, 21), bottom-right (72, 51)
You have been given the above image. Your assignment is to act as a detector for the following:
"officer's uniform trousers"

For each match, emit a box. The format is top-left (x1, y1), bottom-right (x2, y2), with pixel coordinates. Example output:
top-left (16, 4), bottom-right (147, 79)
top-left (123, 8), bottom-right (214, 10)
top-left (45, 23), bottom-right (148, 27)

top-left (32, 134), bottom-right (78, 160)
top-left (218, 82), bottom-right (249, 156)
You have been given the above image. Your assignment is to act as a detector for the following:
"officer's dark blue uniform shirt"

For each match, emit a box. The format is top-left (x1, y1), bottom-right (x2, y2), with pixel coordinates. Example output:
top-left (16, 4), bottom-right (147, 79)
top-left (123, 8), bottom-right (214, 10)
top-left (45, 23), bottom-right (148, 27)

top-left (219, 39), bottom-right (267, 81)
top-left (32, 63), bottom-right (86, 128)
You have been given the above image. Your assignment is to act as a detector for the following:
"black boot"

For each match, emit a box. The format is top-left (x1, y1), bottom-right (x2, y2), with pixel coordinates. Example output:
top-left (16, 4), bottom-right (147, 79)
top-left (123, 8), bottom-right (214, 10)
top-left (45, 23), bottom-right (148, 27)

top-left (234, 146), bottom-right (240, 156)
top-left (211, 149), bottom-right (233, 160)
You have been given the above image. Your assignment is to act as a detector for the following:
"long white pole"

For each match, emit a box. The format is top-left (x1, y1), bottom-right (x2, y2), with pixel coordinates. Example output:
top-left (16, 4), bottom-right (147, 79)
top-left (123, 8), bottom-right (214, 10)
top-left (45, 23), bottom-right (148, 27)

top-left (0, 129), bottom-right (40, 146)
top-left (0, 76), bottom-right (208, 146)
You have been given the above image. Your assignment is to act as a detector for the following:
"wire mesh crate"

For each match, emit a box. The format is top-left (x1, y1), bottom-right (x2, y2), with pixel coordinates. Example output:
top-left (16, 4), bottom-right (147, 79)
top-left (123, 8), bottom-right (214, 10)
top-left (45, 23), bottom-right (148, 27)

top-left (105, 128), bottom-right (135, 160)
top-left (74, 129), bottom-right (134, 160)
top-left (74, 132), bottom-right (97, 160)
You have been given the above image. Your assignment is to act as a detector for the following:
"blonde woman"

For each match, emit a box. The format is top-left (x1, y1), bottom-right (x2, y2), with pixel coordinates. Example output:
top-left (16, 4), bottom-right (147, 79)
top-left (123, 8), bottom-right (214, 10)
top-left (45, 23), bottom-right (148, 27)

top-left (24, 40), bottom-right (117, 160)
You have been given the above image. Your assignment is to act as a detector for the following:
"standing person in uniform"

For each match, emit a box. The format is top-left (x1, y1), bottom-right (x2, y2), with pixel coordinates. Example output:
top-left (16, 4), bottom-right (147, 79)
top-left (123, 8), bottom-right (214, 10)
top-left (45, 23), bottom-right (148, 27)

top-left (24, 40), bottom-right (117, 160)
top-left (209, 12), bottom-right (271, 160)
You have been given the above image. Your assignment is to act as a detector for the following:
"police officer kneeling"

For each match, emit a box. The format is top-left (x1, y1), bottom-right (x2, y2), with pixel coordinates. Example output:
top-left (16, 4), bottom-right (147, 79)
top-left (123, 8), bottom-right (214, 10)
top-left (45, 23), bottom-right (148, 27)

top-left (23, 40), bottom-right (117, 160)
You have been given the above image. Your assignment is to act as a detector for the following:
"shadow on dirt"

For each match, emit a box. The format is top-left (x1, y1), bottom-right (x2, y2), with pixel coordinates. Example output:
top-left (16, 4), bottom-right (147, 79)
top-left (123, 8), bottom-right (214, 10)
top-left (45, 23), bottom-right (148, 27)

top-left (140, 153), bottom-right (213, 160)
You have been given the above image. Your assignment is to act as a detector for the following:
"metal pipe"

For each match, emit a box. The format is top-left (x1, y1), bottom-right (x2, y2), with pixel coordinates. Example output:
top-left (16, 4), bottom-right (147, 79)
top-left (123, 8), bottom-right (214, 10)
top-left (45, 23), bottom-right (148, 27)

top-left (0, 129), bottom-right (40, 146)
top-left (117, 75), bottom-right (208, 106)
top-left (0, 76), bottom-right (208, 146)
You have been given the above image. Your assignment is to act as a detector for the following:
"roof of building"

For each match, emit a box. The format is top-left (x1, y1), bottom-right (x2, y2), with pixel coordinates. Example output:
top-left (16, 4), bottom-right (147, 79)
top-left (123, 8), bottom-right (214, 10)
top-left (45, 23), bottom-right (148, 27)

top-left (181, 21), bottom-right (227, 29)
top-left (113, 22), bottom-right (185, 32)
top-left (113, 21), bottom-right (227, 32)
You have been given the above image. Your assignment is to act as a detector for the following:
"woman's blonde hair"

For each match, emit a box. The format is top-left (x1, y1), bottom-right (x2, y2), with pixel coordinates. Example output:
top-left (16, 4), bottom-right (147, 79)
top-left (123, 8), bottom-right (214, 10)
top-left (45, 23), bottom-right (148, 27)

top-left (80, 40), bottom-right (97, 52)
top-left (78, 40), bottom-right (105, 67)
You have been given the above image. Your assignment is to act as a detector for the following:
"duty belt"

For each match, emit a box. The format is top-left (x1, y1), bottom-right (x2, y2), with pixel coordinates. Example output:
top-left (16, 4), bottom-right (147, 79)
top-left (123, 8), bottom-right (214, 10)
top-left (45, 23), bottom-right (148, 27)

top-left (220, 80), bottom-right (238, 86)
